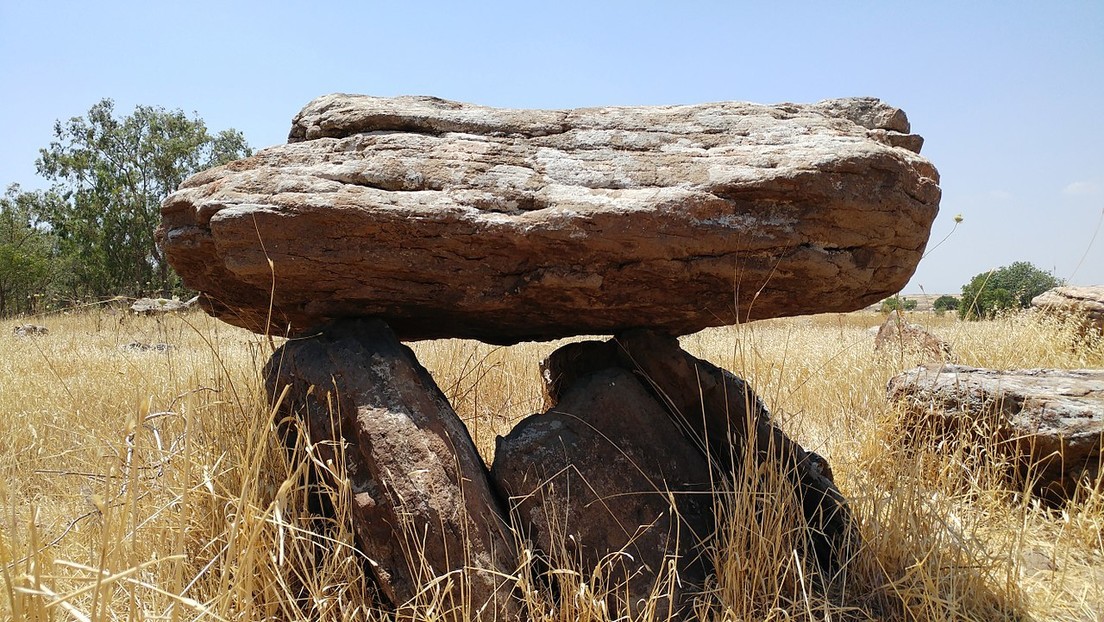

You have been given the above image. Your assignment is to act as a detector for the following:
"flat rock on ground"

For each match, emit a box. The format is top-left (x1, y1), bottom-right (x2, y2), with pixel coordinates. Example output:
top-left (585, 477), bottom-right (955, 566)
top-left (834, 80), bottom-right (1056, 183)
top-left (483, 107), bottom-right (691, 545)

top-left (130, 296), bottom-right (198, 314)
top-left (160, 94), bottom-right (940, 343)
top-left (1031, 286), bottom-right (1104, 335)
top-left (888, 365), bottom-right (1104, 500)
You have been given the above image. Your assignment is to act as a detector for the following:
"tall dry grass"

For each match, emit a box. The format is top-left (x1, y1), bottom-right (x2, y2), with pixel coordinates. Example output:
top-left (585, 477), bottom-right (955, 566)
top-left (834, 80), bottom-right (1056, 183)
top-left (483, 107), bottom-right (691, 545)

top-left (1, 306), bottom-right (1102, 620)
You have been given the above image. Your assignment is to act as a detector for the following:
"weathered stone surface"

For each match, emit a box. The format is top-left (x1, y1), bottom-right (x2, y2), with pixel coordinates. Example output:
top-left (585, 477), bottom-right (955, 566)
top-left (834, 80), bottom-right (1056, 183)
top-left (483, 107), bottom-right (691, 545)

top-left (888, 365), bottom-right (1104, 499)
top-left (873, 313), bottom-right (953, 362)
top-left (159, 94), bottom-right (941, 343)
top-left (1032, 286), bottom-right (1104, 335)
top-left (491, 368), bottom-right (713, 618)
top-left (130, 296), bottom-right (198, 315)
top-left (264, 319), bottom-right (517, 619)
top-left (536, 331), bottom-right (854, 572)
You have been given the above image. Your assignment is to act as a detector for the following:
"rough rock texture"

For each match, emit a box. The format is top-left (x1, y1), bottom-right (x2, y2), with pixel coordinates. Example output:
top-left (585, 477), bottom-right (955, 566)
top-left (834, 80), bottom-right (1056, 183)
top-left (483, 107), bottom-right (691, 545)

top-left (264, 319), bottom-right (517, 619)
top-left (1032, 286), bottom-right (1104, 335)
top-left (492, 368), bottom-right (714, 618)
top-left (510, 331), bottom-right (853, 576)
top-left (888, 365), bottom-right (1104, 500)
top-left (159, 94), bottom-right (941, 343)
top-left (873, 313), bottom-right (954, 362)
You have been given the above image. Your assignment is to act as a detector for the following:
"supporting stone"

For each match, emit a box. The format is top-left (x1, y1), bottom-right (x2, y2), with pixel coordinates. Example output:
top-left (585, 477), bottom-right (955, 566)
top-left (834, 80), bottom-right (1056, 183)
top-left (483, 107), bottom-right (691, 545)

top-left (541, 331), bottom-right (856, 572)
top-left (264, 318), bottom-right (518, 620)
top-left (492, 368), bottom-right (714, 618)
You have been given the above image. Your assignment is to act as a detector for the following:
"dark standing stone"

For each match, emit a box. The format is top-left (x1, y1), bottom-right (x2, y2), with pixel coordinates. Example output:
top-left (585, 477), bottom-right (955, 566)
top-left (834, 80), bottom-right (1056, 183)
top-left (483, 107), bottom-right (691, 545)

top-left (264, 319), bottom-right (518, 620)
top-left (491, 368), bottom-right (714, 619)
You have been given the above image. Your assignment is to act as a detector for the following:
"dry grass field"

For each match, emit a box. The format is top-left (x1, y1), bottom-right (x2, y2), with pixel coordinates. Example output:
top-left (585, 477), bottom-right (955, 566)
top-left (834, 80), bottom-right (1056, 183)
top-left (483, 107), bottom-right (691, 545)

top-left (2, 307), bottom-right (1102, 621)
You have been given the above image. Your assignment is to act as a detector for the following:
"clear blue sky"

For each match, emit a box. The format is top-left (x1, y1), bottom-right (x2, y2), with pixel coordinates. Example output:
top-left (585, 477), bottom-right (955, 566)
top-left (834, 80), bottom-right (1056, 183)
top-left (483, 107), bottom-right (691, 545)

top-left (2, 1), bottom-right (1101, 294)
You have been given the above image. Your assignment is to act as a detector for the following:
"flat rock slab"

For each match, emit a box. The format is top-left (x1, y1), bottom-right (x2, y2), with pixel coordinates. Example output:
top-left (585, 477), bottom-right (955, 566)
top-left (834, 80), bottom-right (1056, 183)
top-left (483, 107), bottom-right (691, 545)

top-left (130, 296), bottom-right (198, 314)
top-left (160, 94), bottom-right (940, 343)
top-left (888, 365), bottom-right (1104, 498)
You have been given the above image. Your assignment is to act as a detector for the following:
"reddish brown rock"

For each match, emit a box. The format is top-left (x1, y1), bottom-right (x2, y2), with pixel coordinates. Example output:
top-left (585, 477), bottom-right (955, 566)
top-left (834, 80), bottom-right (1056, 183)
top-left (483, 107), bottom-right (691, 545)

top-left (159, 94), bottom-right (940, 343)
top-left (888, 365), bottom-right (1104, 501)
top-left (264, 319), bottom-right (517, 619)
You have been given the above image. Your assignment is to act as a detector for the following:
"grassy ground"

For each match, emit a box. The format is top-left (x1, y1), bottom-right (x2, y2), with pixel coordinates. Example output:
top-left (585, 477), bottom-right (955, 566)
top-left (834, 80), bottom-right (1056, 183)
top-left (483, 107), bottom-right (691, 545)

top-left (1, 307), bottom-right (1102, 621)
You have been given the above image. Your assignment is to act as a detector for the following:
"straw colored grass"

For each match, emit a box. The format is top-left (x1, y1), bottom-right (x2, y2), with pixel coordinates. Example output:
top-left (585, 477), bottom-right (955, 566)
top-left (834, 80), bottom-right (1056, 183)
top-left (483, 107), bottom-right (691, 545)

top-left (2, 306), bottom-right (1102, 620)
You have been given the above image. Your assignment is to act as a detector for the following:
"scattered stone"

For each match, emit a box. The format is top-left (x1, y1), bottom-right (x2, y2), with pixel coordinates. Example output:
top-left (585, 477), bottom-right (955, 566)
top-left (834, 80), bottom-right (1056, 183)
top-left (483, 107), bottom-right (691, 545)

top-left (492, 368), bottom-right (713, 618)
top-left (130, 295), bottom-right (199, 315)
top-left (120, 341), bottom-right (176, 352)
top-left (873, 312), bottom-right (953, 361)
top-left (264, 319), bottom-right (518, 619)
top-left (888, 365), bottom-right (1104, 500)
top-left (12, 324), bottom-right (48, 337)
top-left (160, 94), bottom-right (940, 343)
top-left (1031, 286), bottom-right (1104, 335)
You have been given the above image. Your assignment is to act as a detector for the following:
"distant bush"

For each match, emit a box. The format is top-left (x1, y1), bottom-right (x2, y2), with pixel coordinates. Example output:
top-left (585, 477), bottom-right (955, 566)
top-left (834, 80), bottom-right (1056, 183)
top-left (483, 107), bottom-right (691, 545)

top-left (932, 295), bottom-right (960, 314)
top-left (959, 261), bottom-right (1061, 320)
top-left (880, 296), bottom-right (918, 313)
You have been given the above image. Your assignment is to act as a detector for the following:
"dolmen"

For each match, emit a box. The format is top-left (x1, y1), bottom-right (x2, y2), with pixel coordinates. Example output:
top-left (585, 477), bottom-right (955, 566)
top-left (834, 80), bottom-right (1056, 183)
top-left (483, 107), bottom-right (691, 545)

top-left (159, 94), bottom-right (941, 620)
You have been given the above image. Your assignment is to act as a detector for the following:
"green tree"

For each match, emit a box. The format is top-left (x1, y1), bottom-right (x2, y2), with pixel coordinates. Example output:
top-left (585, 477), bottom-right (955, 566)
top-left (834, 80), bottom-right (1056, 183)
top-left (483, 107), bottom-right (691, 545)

top-left (0, 184), bottom-right (67, 315)
top-left (958, 261), bottom-right (1062, 319)
top-left (880, 295), bottom-right (918, 313)
top-left (932, 295), bottom-right (960, 314)
top-left (36, 99), bottom-right (250, 299)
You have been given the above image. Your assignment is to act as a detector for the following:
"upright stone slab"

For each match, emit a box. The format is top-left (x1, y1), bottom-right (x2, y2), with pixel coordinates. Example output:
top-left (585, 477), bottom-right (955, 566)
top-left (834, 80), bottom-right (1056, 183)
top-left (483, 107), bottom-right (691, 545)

top-left (539, 331), bottom-right (855, 570)
top-left (264, 319), bottom-right (517, 619)
top-left (159, 94), bottom-right (940, 343)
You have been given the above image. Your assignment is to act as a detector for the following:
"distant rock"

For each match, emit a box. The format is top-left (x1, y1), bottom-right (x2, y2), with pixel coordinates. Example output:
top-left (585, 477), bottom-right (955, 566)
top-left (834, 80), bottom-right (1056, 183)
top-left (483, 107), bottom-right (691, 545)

top-left (130, 296), bottom-right (199, 315)
top-left (873, 313), bottom-right (953, 361)
top-left (120, 341), bottom-right (175, 352)
top-left (888, 365), bottom-right (1104, 500)
top-left (160, 94), bottom-right (940, 343)
top-left (12, 324), bottom-right (48, 337)
top-left (1031, 286), bottom-right (1104, 335)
